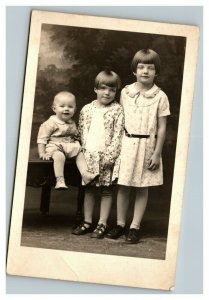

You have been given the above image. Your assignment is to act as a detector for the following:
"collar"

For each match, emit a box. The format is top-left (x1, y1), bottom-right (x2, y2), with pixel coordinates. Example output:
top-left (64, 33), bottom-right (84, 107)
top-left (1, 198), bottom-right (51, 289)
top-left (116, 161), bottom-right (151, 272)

top-left (91, 99), bottom-right (118, 112)
top-left (125, 83), bottom-right (160, 98)
top-left (50, 115), bottom-right (73, 125)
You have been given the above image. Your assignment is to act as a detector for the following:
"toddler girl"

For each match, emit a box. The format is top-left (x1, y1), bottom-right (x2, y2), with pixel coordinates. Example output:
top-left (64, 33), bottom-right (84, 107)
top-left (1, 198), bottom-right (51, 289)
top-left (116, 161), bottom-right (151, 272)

top-left (37, 91), bottom-right (97, 189)
top-left (72, 70), bottom-right (124, 238)
top-left (106, 49), bottom-right (170, 243)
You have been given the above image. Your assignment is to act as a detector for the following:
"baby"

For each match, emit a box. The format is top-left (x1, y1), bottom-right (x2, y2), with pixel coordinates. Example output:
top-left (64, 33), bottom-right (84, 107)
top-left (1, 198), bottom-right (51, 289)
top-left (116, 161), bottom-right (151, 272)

top-left (37, 91), bottom-right (97, 189)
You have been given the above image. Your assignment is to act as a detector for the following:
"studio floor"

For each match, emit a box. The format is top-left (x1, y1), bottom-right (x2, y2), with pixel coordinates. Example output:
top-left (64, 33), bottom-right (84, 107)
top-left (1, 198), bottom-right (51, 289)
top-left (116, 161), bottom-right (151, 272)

top-left (21, 186), bottom-right (169, 260)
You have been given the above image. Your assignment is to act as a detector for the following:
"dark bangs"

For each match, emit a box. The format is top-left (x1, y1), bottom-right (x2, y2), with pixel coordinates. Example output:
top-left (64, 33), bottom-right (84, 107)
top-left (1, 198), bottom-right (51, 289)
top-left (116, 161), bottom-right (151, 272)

top-left (131, 49), bottom-right (161, 74)
top-left (95, 70), bottom-right (121, 90)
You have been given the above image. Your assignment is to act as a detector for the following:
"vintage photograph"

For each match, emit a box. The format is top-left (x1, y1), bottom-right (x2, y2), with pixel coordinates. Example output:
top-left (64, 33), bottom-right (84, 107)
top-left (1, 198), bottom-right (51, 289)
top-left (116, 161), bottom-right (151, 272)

top-left (7, 10), bottom-right (199, 290)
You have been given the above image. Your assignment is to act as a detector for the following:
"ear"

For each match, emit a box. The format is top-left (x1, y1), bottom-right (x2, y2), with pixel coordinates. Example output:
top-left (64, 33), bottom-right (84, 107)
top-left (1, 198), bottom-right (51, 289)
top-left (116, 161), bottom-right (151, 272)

top-left (94, 87), bottom-right (98, 93)
top-left (133, 72), bottom-right (136, 76)
top-left (52, 105), bottom-right (56, 113)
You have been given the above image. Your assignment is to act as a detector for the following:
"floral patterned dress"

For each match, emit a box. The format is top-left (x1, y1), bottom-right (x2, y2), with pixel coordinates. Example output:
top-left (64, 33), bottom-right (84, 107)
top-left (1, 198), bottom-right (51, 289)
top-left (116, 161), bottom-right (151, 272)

top-left (117, 83), bottom-right (170, 187)
top-left (78, 100), bottom-right (125, 186)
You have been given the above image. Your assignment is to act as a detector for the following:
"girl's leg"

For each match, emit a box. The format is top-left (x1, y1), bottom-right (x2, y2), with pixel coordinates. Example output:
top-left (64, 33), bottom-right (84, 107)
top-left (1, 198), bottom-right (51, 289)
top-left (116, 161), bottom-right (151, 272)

top-left (117, 185), bottom-right (131, 227)
top-left (84, 186), bottom-right (97, 224)
top-left (72, 186), bottom-right (97, 235)
top-left (76, 152), bottom-right (99, 185)
top-left (130, 187), bottom-right (148, 229)
top-left (105, 185), bottom-right (131, 239)
top-left (91, 186), bottom-right (112, 239)
top-left (98, 186), bottom-right (113, 226)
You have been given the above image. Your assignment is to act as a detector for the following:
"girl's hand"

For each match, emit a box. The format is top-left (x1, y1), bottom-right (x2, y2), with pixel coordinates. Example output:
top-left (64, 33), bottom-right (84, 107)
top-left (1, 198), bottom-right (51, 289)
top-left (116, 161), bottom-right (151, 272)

top-left (39, 153), bottom-right (51, 160)
top-left (103, 156), bottom-right (114, 168)
top-left (148, 153), bottom-right (160, 171)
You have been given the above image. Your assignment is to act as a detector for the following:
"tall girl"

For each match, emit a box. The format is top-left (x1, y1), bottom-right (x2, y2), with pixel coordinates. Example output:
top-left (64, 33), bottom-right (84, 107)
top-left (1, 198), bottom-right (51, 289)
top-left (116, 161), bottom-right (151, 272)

top-left (72, 70), bottom-right (124, 239)
top-left (106, 49), bottom-right (170, 243)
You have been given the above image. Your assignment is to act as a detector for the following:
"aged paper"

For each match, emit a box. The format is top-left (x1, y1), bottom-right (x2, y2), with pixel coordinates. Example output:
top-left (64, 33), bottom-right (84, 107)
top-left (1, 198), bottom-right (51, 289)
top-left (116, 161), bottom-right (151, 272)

top-left (7, 10), bottom-right (199, 290)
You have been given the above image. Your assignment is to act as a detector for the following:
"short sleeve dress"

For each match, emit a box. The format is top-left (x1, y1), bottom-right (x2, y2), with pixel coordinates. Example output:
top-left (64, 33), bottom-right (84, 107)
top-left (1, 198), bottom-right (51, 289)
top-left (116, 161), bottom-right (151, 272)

top-left (117, 83), bottom-right (170, 187)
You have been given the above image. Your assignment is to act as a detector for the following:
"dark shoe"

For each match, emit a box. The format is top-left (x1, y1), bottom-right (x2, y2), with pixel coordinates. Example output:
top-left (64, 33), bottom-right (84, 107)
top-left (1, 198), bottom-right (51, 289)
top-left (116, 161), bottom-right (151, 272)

top-left (105, 225), bottom-right (125, 239)
top-left (125, 228), bottom-right (140, 244)
top-left (72, 221), bottom-right (92, 235)
top-left (91, 224), bottom-right (108, 239)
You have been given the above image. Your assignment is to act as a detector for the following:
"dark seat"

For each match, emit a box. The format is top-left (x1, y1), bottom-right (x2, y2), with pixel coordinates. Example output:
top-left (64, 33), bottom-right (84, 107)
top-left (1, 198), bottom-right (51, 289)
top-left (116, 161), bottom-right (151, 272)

top-left (26, 159), bottom-right (84, 217)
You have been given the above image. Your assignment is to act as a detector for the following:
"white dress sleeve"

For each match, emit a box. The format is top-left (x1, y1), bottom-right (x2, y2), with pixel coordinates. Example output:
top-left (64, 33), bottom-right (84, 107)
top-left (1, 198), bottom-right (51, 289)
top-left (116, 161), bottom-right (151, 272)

top-left (158, 93), bottom-right (170, 117)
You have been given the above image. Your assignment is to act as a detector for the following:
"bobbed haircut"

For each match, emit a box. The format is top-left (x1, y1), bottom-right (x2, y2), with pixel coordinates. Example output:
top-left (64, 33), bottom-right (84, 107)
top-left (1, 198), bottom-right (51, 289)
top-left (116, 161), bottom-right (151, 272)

top-left (94, 69), bottom-right (121, 90)
top-left (131, 49), bottom-right (161, 75)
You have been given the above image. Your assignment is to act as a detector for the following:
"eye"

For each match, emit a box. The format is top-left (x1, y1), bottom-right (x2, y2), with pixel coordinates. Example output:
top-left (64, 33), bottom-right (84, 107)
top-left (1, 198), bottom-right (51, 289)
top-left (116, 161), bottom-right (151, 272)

top-left (137, 65), bottom-right (144, 69)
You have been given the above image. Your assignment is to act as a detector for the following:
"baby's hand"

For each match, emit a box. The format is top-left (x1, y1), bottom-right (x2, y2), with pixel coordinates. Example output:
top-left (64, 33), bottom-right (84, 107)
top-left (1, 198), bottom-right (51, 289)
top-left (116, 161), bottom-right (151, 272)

top-left (39, 153), bottom-right (51, 160)
top-left (148, 153), bottom-right (160, 171)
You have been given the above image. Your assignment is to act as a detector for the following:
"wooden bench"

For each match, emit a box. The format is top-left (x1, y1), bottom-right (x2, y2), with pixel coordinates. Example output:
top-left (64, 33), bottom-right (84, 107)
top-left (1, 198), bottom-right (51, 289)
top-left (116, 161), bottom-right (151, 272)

top-left (26, 159), bottom-right (84, 218)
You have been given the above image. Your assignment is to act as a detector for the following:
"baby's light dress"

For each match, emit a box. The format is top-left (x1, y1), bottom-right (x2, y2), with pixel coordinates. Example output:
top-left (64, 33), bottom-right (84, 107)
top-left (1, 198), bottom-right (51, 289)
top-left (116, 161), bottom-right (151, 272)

top-left (37, 115), bottom-right (81, 158)
top-left (117, 83), bottom-right (170, 187)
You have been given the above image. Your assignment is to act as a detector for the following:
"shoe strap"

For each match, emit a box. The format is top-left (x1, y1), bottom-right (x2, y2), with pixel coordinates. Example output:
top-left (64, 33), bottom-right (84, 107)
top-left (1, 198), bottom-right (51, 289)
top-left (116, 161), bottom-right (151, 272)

top-left (80, 221), bottom-right (91, 229)
top-left (96, 224), bottom-right (106, 232)
top-left (56, 176), bottom-right (65, 183)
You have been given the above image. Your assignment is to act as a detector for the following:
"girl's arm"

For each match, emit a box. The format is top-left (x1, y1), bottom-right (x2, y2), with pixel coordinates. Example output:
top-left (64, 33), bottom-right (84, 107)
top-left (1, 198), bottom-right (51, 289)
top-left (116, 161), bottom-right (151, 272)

top-left (104, 107), bottom-right (125, 166)
top-left (148, 116), bottom-right (167, 171)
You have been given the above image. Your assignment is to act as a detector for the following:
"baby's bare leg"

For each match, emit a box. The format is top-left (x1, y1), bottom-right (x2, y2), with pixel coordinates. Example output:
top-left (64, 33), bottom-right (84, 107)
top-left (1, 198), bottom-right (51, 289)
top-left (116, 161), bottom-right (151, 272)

top-left (76, 152), bottom-right (99, 185)
top-left (52, 151), bottom-right (66, 177)
top-left (76, 151), bottom-right (88, 175)
top-left (52, 151), bottom-right (68, 189)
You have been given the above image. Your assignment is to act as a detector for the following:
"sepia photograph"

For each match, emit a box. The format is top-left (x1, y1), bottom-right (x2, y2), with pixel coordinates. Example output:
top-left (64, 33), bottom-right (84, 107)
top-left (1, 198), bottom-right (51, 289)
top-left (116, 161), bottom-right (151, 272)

top-left (7, 9), bottom-right (199, 290)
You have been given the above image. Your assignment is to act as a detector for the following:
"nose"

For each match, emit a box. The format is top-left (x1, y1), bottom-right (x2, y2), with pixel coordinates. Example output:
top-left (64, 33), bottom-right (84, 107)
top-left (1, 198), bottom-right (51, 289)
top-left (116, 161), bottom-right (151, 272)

top-left (104, 88), bottom-right (110, 95)
top-left (143, 67), bottom-right (148, 73)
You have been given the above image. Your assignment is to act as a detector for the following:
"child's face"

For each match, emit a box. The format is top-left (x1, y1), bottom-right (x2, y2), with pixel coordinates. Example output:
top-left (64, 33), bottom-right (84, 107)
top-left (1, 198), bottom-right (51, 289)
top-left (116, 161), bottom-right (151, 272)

top-left (134, 63), bottom-right (156, 86)
top-left (94, 84), bottom-right (116, 106)
top-left (52, 94), bottom-right (76, 122)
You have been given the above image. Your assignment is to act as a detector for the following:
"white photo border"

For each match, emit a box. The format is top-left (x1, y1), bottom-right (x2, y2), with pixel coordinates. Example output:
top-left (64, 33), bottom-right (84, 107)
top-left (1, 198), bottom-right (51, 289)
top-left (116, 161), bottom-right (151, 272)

top-left (6, 9), bottom-right (199, 291)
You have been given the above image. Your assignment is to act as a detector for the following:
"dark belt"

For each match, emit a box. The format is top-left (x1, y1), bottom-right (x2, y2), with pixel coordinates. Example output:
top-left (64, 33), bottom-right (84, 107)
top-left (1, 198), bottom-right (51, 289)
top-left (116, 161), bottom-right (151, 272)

top-left (125, 128), bottom-right (156, 138)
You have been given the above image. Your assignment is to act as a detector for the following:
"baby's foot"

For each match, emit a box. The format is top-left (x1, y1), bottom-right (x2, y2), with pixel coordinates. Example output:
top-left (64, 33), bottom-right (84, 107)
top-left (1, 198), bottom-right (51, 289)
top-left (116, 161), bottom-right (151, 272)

top-left (82, 171), bottom-right (99, 186)
top-left (55, 176), bottom-right (68, 190)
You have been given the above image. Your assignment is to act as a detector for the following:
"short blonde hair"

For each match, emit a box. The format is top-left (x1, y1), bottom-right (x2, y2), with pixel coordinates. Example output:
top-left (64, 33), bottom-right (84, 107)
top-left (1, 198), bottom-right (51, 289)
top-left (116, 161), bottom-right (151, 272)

top-left (94, 69), bottom-right (121, 90)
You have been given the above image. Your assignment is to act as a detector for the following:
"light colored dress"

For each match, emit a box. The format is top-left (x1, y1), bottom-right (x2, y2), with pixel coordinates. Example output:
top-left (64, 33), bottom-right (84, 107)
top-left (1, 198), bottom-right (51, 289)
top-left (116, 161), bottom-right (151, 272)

top-left (117, 83), bottom-right (170, 187)
top-left (78, 100), bottom-right (125, 186)
top-left (37, 115), bottom-right (81, 158)
top-left (85, 108), bottom-right (106, 152)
